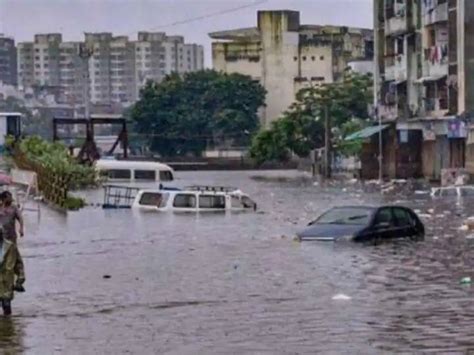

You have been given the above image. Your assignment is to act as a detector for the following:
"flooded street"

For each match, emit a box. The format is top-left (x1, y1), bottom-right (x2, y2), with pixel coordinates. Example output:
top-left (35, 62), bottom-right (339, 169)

top-left (3, 170), bottom-right (474, 354)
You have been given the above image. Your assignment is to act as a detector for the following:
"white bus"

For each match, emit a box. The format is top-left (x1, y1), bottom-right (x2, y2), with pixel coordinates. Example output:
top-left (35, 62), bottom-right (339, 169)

top-left (95, 159), bottom-right (174, 182)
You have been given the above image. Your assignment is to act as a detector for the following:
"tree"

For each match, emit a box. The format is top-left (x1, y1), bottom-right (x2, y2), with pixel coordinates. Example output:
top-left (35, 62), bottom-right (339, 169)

top-left (250, 71), bottom-right (373, 164)
top-left (130, 70), bottom-right (266, 157)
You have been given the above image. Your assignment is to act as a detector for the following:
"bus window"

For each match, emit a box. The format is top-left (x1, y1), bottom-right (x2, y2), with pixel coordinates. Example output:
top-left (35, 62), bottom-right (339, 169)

top-left (159, 170), bottom-right (173, 181)
top-left (107, 169), bottom-right (131, 179)
top-left (134, 170), bottom-right (156, 181)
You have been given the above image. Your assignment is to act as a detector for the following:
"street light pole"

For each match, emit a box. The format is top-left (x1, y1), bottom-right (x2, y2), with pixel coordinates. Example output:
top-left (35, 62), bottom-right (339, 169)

top-left (324, 104), bottom-right (331, 179)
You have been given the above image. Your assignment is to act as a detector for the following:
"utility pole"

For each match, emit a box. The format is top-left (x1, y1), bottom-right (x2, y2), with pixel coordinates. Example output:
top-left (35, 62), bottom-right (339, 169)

top-left (324, 104), bottom-right (331, 179)
top-left (377, 104), bottom-right (383, 183)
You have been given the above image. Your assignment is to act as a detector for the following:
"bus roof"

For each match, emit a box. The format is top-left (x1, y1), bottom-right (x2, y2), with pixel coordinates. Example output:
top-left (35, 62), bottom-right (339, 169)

top-left (95, 159), bottom-right (174, 171)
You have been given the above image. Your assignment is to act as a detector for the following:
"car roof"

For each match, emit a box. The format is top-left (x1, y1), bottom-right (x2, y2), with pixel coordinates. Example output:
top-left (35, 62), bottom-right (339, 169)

top-left (329, 205), bottom-right (414, 212)
top-left (329, 205), bottom-right (376, 210)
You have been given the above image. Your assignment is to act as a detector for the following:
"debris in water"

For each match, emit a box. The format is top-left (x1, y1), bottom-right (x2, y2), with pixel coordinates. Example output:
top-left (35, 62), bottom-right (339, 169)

top-left (428, 209), bottom-right (435, 214)
top-left (313, 181), bottom-right (319, 186)
top-left (103, 275), bottom-right (111, 279)
top-left (332, 294), bottom-right (351, 301)
top-left (459, 225), bottom-right (469, 231)
top-left (460, 277), bottom-right (472, 285)
top-left (466, 235), bottom-right (474, 240)
top-left (418, 214), bottom-right (432, 219)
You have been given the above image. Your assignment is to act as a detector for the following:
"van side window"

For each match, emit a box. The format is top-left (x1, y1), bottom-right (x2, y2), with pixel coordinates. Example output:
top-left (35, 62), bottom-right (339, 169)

top-left (139, 192), bottom-right (167, 207)
top-left (199, 195), bottom-right (226, 209)
top-left (135, 170), bottom-right (156, 181)
top-left (173, 194), bottom-right (196, 208)
top-left (107, 169), bottom-right (131, 179)
top-left (160, 170), bottom-right (173, 181)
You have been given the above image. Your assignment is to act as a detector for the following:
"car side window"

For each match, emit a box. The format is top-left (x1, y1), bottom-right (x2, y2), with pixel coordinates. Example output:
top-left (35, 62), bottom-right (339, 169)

top-left (393, 208), bottom-right (412, 227)
top-left (373, 208), bottom-right (393, 226)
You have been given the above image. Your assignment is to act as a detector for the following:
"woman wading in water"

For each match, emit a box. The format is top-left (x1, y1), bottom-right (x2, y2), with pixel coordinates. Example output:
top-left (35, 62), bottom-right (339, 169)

top-left (0, 191), bottom-right (25, 315)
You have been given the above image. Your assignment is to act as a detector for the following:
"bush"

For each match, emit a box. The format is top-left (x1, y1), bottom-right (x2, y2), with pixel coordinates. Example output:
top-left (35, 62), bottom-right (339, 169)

top-left (14, 136), bottom-right (95, 210)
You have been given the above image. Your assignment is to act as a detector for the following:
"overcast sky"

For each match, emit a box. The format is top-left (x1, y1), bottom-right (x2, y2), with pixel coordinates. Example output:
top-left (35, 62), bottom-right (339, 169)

top-left (0, 0), bottom-right (373, 66)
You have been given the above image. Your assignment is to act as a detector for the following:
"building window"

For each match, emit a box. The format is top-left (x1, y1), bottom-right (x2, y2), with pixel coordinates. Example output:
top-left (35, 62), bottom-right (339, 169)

top-left (302, 56), bottom-right (307, 61)
top-left (293, 56), bottom-right (297, 61)
top-left (311, 56), bottom-right (315, 61)
top-left (320, 56), bottom-right (324, 60)
top-left (35, 56), bottom-right (40, 60)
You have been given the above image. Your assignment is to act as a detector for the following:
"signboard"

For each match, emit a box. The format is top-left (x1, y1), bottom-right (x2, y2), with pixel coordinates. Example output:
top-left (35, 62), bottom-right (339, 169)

top-left (447, 120), bottom-right (467, 139)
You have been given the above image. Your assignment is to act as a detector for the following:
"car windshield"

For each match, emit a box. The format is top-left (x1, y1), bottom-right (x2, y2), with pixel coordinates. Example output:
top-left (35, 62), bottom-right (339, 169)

top-left (315, 207), bottom-right (372, 225)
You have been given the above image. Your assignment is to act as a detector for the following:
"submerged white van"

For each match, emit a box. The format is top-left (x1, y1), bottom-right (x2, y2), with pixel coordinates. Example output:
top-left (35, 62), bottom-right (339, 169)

top-left (95, 159), bottom-right (174, 182)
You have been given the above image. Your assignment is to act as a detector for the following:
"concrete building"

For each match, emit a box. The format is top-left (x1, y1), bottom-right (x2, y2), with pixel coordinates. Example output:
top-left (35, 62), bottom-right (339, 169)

top-left (17, 32), bottom-right (205, 109)
top-left (209, 10), bottom-right (373, 127)
top-left (372, 0), bottom-right (474, 181)
top-left (0, 35), bottom-right (17, 87)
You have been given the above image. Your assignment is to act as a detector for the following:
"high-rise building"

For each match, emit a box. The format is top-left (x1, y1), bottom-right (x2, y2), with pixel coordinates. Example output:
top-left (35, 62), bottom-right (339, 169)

top-left (17, 32), bottom-right (205, 107)
top-left (373, 0), bottom-right (474, 180)
top-left (209, 10), bottom-right (373, 127)
top-left (0, 35), bottom-right (17, 87)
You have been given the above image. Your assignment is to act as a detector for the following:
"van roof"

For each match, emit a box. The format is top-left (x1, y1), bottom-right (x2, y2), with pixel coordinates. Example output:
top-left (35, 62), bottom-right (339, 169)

top-left (95, 159), bottom-right (174, 171)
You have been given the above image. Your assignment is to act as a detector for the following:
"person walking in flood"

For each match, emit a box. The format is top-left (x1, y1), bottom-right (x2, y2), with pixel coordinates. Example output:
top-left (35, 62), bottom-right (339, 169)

top-left (0, 191), bottom-right (24, 243)
top-left (0, 226), bottom-right (25, 315)
top-left (0, 191), bottom-right (26, 315)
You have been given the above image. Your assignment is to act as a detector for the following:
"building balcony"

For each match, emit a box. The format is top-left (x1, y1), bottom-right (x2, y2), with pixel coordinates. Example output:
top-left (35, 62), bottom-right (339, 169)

top-left (378, 104), bottom-right (398, 121)
top-left (422, 97), bottom-right (448, 118)
top-left (384, 55), bottom-right (407, 82)
top-left (385, 16), bottom-right (409, 36)
top-left (423, 2), bottom-right (448, 26)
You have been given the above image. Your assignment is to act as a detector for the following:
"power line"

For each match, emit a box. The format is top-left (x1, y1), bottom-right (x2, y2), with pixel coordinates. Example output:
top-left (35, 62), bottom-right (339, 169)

top-left (124, 0), bottom-right (268, 37)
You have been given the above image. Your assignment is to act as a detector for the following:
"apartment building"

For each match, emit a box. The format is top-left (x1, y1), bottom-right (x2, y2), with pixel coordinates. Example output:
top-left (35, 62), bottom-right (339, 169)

top-left (0, 35), bottom-right (17, 87)
top-left (17, 32), bottom-right (205, 108)
top-left (209, 10), bottom-right (373, 127)
top-left (373, 0), bottom-right (474, 180)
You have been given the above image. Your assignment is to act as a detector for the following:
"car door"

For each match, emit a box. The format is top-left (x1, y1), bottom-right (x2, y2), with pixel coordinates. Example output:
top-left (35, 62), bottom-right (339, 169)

top-left (371, 207), bottom-right (396, 240)
top-left (392, 207), bottom-right (414, 238)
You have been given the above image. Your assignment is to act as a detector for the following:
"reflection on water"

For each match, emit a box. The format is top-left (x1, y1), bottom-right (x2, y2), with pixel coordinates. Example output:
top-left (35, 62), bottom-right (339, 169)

top-left (0, 318), bottom-right (24, 354)
top-left (5, 170), bottom-right (474, 353)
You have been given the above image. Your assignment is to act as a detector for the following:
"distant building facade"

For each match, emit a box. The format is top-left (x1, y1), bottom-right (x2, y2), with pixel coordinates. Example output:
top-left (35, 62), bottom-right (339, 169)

top-left (373, 0), bottom-right (474, 180)
top-left (209, 10), bottom-right (373, 127)
top-left (0, 35), bottom-right (17, 87)
top-left (17, 32), bottom-right (204, 109)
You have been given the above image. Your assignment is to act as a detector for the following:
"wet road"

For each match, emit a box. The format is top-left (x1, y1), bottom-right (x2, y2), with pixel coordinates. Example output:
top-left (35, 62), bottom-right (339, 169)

top-left (3, 170), bottom-right (474, 354)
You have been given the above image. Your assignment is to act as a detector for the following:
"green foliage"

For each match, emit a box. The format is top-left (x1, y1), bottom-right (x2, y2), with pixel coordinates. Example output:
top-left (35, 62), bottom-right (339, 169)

top-left (131, 70), bottom-right (266, 157)
top-left (250, 71), bottom-right (373, 164)
top-left (334, 118), bottom-right (369, 157)
top-left (18, 136), bottom-right (96, 188)
top-left (63, 196), bottom-right (86, 210)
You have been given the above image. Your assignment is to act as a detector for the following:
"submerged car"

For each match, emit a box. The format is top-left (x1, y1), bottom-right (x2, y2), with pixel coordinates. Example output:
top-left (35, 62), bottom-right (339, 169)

top-left (297, 206), bottom-right (424, 242)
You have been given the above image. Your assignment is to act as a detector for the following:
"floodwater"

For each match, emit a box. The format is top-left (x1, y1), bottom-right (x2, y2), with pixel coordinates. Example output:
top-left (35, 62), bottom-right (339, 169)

top-left (3, 170), bottom-right (474, 354)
